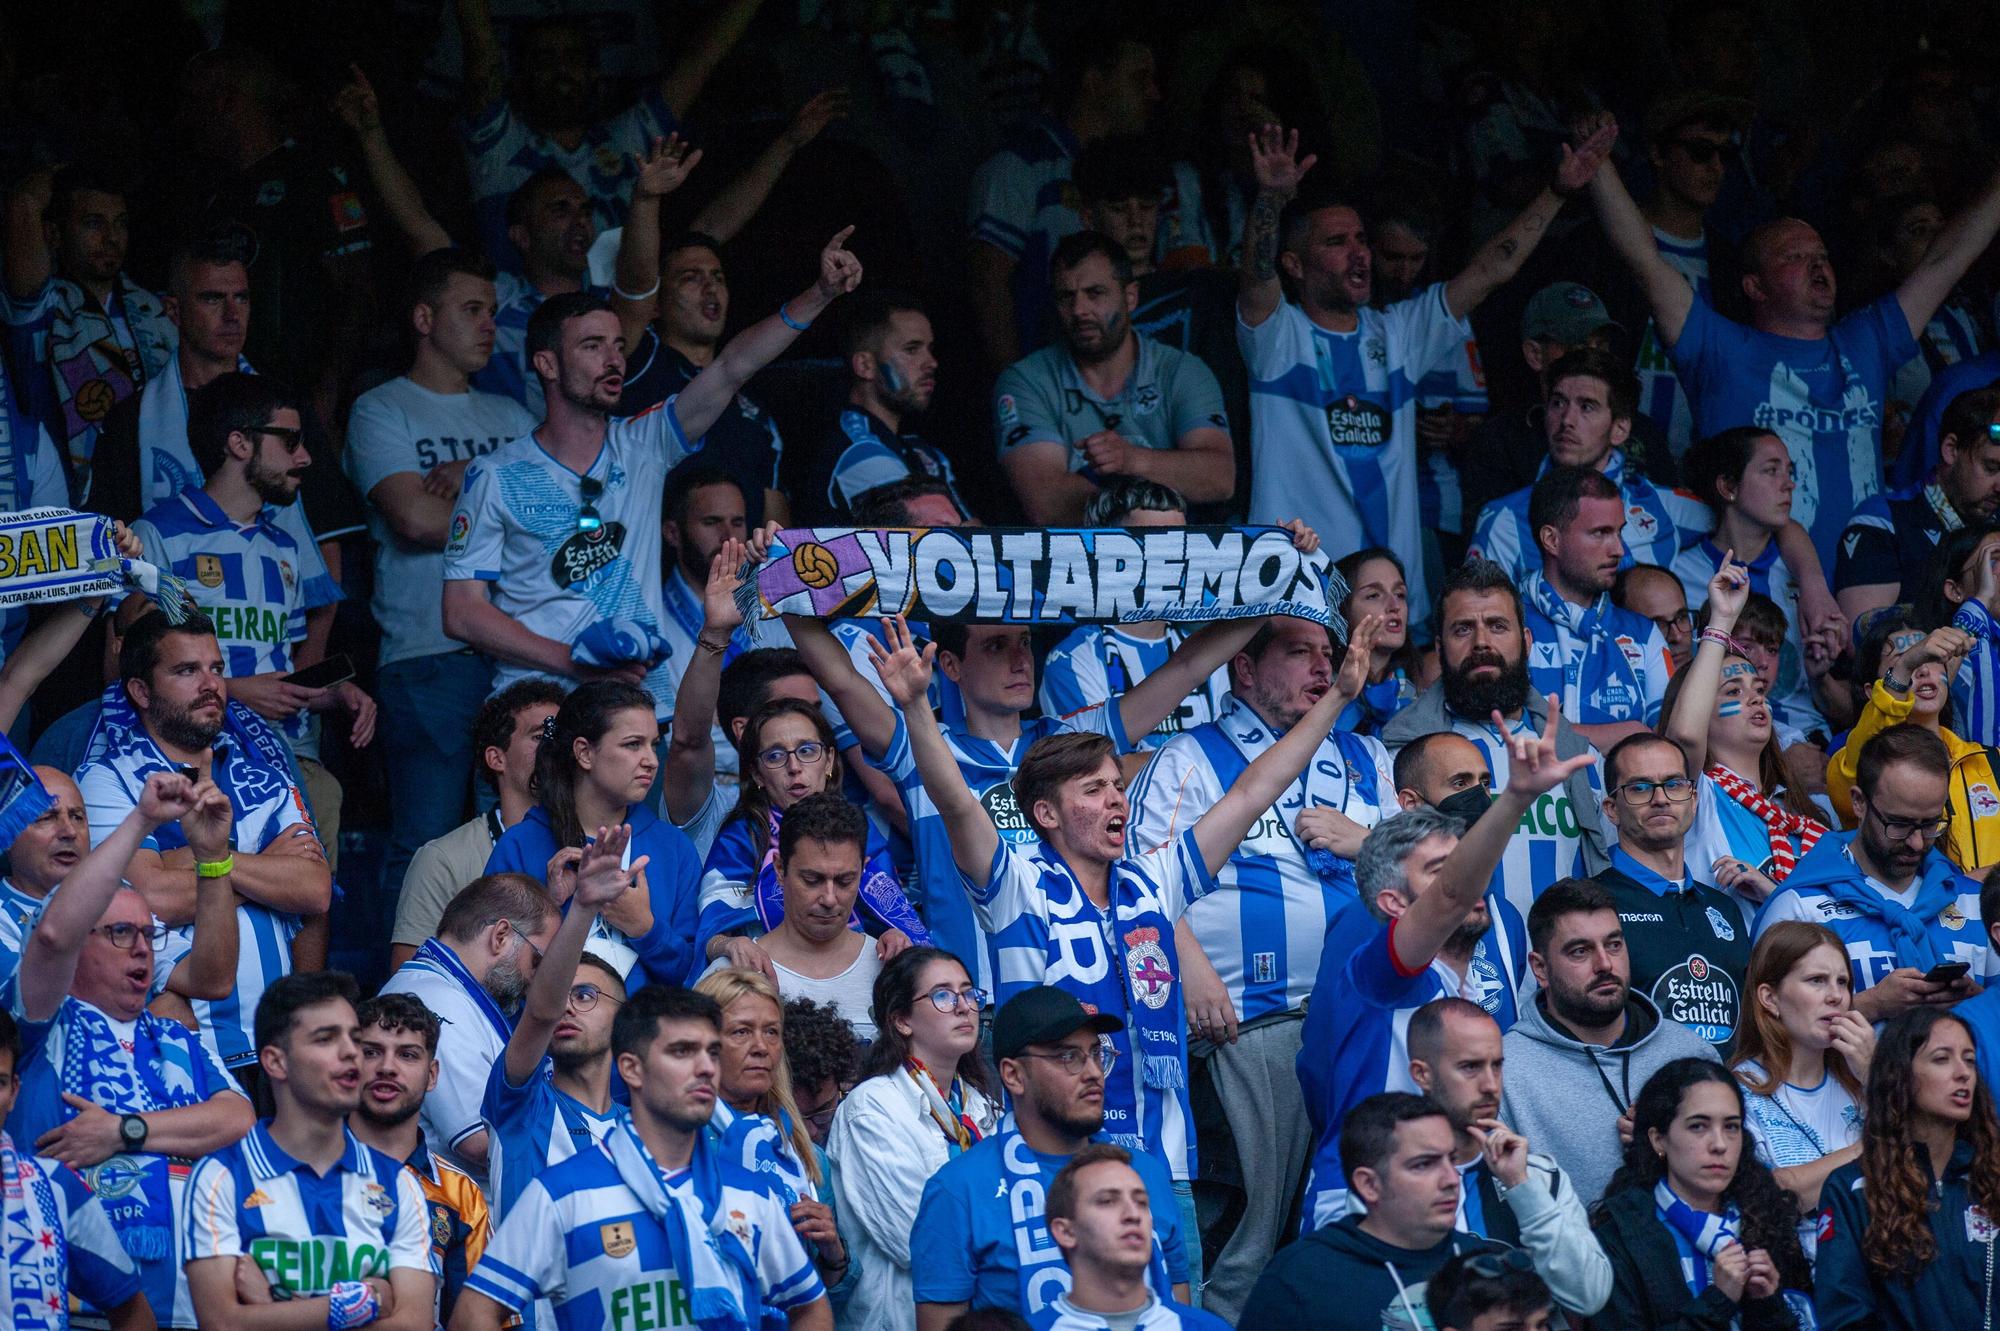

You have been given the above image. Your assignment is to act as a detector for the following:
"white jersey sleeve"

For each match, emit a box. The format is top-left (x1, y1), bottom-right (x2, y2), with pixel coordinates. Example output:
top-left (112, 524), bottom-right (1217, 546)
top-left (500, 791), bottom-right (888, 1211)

top-left (1387, 282), bottom-right (1477, 381)
top-left (442, 456), bottom-right (507, 583)
top-left (1125, 737), bottom-right (1221, 855)
top-left (389, 1166), bottom-right (435, 1274)
top-left (182, 1154), bottom-right (245, 1260)
top-left (463, 1177), bottom-right (564, 1311)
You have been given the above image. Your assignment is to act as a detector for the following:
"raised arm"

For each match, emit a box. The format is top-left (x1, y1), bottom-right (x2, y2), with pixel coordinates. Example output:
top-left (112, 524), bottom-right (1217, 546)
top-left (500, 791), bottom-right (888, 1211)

top-left (689, 90), bottom-right (846, 245)
top-left (453, 0), bottom-right (506, 113)
top-left (867, 617), bottom-right (997, 880)
top-left (1444, 120), bottom-right (1615, 320)
top-left (1390, 700), bottom-right (1594, 971)
top-left (1237, 124), bottom-right (1315, 328)
top-left (1191, 615), bottom-right (1381, 875)
top-left (658, 534), bottom-right (758, 823)
top-left (504, 825), bottom-right (640, 1084)
top-left (1584, 138), bottom-right (1694, 346)
top-left (613, 135), bottom-right (703, 352)
top-left (20, 773), bottom-right (203, 1020)
top-left (334, 65), bottom-right (452, 255)
top-left (1897, 161), bottom-right (2000, 337)
top-left (2, 168), bottom-right (52, 301)
top-left (782, 613), bottom-right (898, 756)
top-left (657, 0), bottom-right (768, 119)
top-left (674, 227), bottom-right (861, 441)
top-left (1667, 555), bottom-right (1750, 773)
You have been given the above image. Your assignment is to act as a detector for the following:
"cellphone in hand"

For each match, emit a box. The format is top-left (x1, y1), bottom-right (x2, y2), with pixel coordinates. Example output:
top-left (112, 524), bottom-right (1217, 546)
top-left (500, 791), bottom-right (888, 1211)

top-left (283, 653), bottom-right (355, 691)
top-left (1923, 960), bottom-right (1972, 985)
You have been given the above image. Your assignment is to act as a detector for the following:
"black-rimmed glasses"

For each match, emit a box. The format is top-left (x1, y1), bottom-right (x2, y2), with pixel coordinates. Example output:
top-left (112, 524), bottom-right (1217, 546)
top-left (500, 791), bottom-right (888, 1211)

top-left (1612, 777), bottom-right (1697, 805)
top-left (92, 921), bottom-right (173, 951)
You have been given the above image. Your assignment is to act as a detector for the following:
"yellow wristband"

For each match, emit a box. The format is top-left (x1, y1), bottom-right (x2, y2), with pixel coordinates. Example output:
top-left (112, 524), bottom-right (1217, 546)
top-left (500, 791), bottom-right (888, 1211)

top-left (195, 855), bottom-right (235, 879)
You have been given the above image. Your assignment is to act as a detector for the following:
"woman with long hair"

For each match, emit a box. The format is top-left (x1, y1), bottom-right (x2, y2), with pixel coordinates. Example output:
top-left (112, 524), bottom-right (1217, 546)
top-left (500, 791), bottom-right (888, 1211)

top-left (695, 967), bottom-right (854, 1294)
top-left (1816, 1009), bottom-right (2000, 1330)
top-left (485, 679), bottom-right (704, 985)
top-left (1728, 922), bottom-right (1873, 1212)
top-left (1334, 547), bottom-right (1421, 736)
top-left (1662, 558), bottom-right (1828, 905)
top-left (1591, 1059), bottom-right (1811, 1330)
top-left (827, 947), bottom-right (999, 1331)
top-left (696, 697), bottom-right (927, 972)
top-left (1918, 522), bottom-right (2000, 749)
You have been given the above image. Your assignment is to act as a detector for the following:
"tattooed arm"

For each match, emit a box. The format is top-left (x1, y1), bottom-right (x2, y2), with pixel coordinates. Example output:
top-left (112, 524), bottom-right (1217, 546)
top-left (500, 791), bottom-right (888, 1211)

top-left (1445, 118), bottom-right (1619, 320)
top-left (1237, 124), bottom-right (1316, 327)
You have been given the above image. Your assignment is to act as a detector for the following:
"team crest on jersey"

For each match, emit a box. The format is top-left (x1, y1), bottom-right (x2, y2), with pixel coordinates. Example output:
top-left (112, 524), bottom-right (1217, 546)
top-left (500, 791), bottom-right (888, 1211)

top-left (1942, 903), bottom-right (1968, 931)
top-left (1134, 385), bottom-right (1161, 416)
top-left (601, 1220), bottom-right (637, 1258)
top-left (725, 1208), bottom-right (753, 1247)
top-left (364, 1182), bottom-right (393, 1216)
top-left (279, 560), bottom-right (295, 589)
top-left (1325, 396), bottom-right (1390, 448)
top-left (1613, 634), bottom-right (1645, 669)
top-left (1973, 783), bottom-right (2000, 817)
top-left (195, 554), bottom-right (224, 588)
top-left (430, 1204), bottom-right (452, 1249)
top-left (1970, 1207), bottom-right (1999, 1244)
top-left (1124, 927), bottom-right (1175, 1009)
top-left (1467, 943), bottom-right (1506, 1015)
top-left (1705, 906), bottom-right (1736, 941)
top-left (1627, 505), bottom-right (1657, 536)
top-left (1364, 338), bottom-right (1386, 365)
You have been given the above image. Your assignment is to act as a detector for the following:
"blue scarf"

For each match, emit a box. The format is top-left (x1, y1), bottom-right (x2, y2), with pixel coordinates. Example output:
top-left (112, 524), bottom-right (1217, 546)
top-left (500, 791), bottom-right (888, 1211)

top-left (404, 938), bottom-right (514, 1046)
top-left (57, 1001), bottom-right (211, 1262)
top-left (996, 1113), bottom-right (1171, 1317)
top-left (1655, 1179), bottom-right (1816, 1327)
top-left (0, 732), bottom-right (50, 858)
top-left (1524, 571), bottom-right (1649, 712)
top-left (3, 1132), bottom-right (68, 1331)
top-left (1822, 843), bottom-right (1958, 971)
top-left (602, 1117), bottom-right (773, 1331)
top-left (83, 683), bottom-right (299, 827)
top-left (707, 1100), bottom-right (815, 1204)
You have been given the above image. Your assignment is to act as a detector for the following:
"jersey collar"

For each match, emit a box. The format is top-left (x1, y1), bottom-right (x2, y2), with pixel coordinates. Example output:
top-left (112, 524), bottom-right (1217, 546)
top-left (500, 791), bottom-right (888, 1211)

top-left (244, 1120), bottom-right (367, 1181)
top-left (1610, 843), bottom-right (1693, 897)
top-left (179, 484), bottom-right (283, 536)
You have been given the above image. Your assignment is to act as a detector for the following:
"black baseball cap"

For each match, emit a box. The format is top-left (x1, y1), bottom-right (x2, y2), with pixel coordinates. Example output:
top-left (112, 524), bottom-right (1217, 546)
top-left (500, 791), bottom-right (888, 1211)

top-left (992, 986), bottom-right (1122, 1061)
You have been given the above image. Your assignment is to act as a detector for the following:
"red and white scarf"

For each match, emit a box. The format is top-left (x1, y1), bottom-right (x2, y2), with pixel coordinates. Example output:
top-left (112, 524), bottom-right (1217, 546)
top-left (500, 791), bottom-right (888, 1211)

top-left (1706, 764), bottom-right (1827, 882)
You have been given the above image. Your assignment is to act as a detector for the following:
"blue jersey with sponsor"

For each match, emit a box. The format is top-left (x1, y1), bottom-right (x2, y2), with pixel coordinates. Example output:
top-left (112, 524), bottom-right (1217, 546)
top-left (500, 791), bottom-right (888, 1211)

top-left (1467, 450), bottom-right (1709, 583)
top-left (1522, 571), bottom-right (1673, 725)
top-left (1668, 292), bottom-right (1919, 563)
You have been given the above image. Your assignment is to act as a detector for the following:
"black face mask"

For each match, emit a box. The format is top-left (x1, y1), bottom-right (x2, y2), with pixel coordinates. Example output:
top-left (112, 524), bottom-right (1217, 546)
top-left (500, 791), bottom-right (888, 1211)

top-left (1435, 785), bottom-right (1494, 823)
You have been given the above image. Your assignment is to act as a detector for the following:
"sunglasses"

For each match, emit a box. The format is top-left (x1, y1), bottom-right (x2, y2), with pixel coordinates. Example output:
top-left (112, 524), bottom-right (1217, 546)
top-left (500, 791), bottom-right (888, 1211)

top-left (578, 476), bottom-right (604, 534)
top-left (1669, 137), bottom-right (1740, 167)
top-left (248, 425), bottom-right (307, 454)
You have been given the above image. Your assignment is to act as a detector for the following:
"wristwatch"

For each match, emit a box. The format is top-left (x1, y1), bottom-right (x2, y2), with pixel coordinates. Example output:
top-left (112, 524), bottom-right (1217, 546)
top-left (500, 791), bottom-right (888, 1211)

top-left (119, 1113), bottom-right (149, 1152)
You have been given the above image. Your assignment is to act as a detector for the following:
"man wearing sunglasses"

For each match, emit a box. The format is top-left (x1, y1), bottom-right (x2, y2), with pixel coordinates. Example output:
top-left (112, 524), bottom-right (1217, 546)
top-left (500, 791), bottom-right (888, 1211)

top-left (480, 826), bottom-right (637, 1219)
top-left (1589, 733), bottom-right (1756, 1052)
top-left (1756, 723), bottom-right (1989, 1018)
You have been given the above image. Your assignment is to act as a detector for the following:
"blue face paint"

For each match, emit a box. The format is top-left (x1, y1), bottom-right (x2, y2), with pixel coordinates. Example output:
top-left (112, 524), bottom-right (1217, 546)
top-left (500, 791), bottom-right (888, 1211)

top-left (1717, 700), bottom-right (1744, 718)
top-left (1719, 662), bottom-right (1756, 682)
top-left (1890, 631), bottom-right (1925, 655)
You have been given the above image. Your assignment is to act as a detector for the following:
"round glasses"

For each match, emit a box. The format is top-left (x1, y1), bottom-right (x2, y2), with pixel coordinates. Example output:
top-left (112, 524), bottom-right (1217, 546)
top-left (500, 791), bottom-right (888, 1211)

top-left (923, 985), bottom-right (989, 1013)
top-left (567, 983), bottom-right (621, 1013)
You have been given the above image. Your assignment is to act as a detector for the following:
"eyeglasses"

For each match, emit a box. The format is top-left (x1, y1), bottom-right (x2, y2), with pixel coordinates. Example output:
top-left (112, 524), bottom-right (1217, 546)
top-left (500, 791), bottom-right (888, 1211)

top-left (567, 983), bottom-right (621, 1013)
top-left (1015, 1044), bottom-right (1118, 1075)
top-left (1669, 137), bottom-right (1740, 166)
top-left (1613, 777), bottom-right (1696, 805)
top-left (758, 741), bottom-right (827, 769)
top-left (92, 921), bottom-right (172, 951)
top-left (924, 985), bottom-right (989, 1013)
top-left (247, 426), bottom-right (307, 454)
top-left (577, 476), bottom-right (604, 534)
top-left (1647, 609), bottom-right (1693, 636)
top-left (804, 1091), bottom-right (845, 1135)
top-left (1865, 804), bottom-right (1951, 843)
top-left (506, 920), bottom-right (546, 964)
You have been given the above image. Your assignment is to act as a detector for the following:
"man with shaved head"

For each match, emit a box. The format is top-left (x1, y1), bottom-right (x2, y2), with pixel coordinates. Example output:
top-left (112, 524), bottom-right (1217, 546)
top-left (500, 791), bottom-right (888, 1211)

top-left (1585, 110), bottom-right (2000, 565)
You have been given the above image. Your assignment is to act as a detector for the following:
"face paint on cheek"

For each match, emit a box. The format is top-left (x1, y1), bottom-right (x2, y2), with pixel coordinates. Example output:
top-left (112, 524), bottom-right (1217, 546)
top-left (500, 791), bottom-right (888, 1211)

top-left (1717, 700), bottom-right (1744, 718)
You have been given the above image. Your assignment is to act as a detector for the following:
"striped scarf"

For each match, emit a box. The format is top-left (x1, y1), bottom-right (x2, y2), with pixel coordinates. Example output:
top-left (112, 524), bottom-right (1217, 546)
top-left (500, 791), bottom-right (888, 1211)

top-left (1706, 764), bottom-right (1826, 882)
top-left (904, 1059), bottom-right (983, 1154)
top-left (3, 1133), bottom-right (68, 1331)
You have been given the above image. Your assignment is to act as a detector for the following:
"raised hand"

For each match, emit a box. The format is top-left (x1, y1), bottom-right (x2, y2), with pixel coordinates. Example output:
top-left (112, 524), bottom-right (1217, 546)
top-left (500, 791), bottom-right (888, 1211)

top-left (576, 824), bottom-right (646, 909)
top-left (331, 63), bottom-right (383, 137)
top-left (181, 779), bottom-right (236, 864)
top-left (1705, 550), bottom-right (1750, 630)
top-left (1334, 612), bottom-right (1385, 701)
top-left (865, 614), bottom-right (934, 708)
top-left (1280, 518), bottom-right (1321, 555)
top-left (137, 770), bottom-right (199, 827)
top-left (1248, 123), bottom-right (1316, 197)
top-left (1975, 536), bottom-right (2000, 609)
top-left (704, 536), bottom-right (752, 634)
top-left (110, 520), bottom-right (144, 561)
top-left (875, 927), bottom-right (913, 963)
top-left (633, 133), bottom-right (701, 199)
top-left (1498, 697), bottom-right (1595, 800)
top-left (783, 88), bottom-right (850, 151)
top-left (1900, 625), bottom-right (1973, 676)
top-left (1557, 117), bottom-right (1620, 193)
top-left (815, 226), bottom-right (863, 300)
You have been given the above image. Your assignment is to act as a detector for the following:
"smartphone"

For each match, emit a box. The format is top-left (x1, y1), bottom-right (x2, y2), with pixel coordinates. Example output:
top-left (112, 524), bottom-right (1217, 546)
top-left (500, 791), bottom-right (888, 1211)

top-left (1924, 960), bottom-right (1972, 985)
top-left (174, 764), bottom-right (200, 782)
top-left (283, 654), bottom-right (355, 691)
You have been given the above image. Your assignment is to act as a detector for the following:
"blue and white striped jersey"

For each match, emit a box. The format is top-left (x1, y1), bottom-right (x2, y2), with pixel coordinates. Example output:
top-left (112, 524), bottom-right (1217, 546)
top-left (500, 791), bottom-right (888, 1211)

top-left (1038, 625), bottom-right (1231, 752)
top-left (75, 721), bottom-right (317, 1070)
top-left (869, 703), bottom-right (1128, 993)
top-left (1126, 693), bottom-right (1395, 1022)
top-left (1632, 228), bottom-right (1712, 454)
top-left (130, 487), bottom-right (341, 749)
top-left (1467, 450), bottom-right (1711, 583)
top-left (1412, 334), bottom-right (1487, 536)
top-left (1446, 712), bottom-right (1602, 925)
top-left (1522, 571), bottom-right (1673, 726)
top-left (183, 1123), bottom-right (432, 1297)
top-left (464, 1142), bottom-right (823, 1331)
top-left (1238, 285), bottom-right (1471, 626)
top-left (481, 1053), bottom-right (620, 1223)
top-left (1952, 597), bottom-right (2000, 749)
top-left (819, 407), bottom-right (965, 520)
top-left (379, 942), bottom-right (515, 1187)
top-left (443, 399), bottom-right (694, 715)
top-left (971, 830), bottom-right (1216, 1182)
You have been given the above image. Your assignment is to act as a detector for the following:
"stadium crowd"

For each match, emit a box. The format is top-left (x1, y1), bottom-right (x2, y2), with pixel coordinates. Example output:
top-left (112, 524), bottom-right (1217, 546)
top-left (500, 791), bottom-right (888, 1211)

top-left (10, 2), bottom-right (2000, 1329)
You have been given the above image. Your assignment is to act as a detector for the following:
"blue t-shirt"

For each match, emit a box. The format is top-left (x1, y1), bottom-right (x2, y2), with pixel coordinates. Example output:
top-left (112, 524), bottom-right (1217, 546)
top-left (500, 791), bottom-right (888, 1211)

top-left (1668, 292), bottom-right (1919, 564)
top-left (910, 1132), bottom-right (1187, 1311)
top-left (485, 803), bottom-right (702, 987)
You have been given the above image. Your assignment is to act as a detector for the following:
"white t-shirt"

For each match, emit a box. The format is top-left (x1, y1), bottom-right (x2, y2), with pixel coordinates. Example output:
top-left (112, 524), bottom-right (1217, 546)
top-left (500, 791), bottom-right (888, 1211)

top-left (775, 945), bottom-right (882, 1043)
top-left (1737, 1059), bottom-right (1863, 1171)
top-left (346, 375), bottom-right (535, 665)
top-left (443, 400), bottom-right (695, 714)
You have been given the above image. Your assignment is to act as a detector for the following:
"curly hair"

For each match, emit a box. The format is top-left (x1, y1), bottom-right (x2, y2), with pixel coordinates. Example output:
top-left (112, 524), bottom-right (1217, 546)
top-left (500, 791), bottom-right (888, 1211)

top-left (1598, 1059), bottom-right (1811, 1291)
top-left (1862, 1010), bottom-right (2000, 1277)
top-left (781, 996), bottom-right (861, 1094)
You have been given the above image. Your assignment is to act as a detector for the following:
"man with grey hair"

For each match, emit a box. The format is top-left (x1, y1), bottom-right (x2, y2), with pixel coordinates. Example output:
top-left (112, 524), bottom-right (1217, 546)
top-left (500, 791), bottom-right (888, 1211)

top-left (379, 871), bottom-right (560, 1184)
top-left (1296, 707), bottom-right (1592, 1227)
top-left (1039, 478), bottom-right (1233, 753)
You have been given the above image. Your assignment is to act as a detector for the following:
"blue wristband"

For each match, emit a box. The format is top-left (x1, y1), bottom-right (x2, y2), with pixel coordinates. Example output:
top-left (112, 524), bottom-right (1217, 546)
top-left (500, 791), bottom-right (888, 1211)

top-left (327, 1280), bottom-right (378, 1330)
top-left (778, 301), bottom-right (812, 332)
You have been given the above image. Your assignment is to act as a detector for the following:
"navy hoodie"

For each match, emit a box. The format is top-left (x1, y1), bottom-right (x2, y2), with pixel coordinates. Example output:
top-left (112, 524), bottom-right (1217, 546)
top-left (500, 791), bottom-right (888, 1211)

top-left (1239, 1214), bottom-right (1500, 1331)
top-left (1816, 1139), bottom-right (1999, 1331)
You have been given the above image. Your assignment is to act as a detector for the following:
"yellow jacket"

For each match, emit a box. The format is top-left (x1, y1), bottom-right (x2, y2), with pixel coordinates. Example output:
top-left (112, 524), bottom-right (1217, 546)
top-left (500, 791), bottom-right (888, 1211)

top-left (1828, 678), bottom-right (2000, 872)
